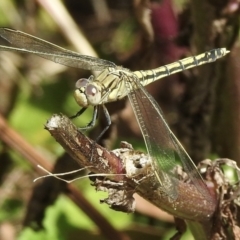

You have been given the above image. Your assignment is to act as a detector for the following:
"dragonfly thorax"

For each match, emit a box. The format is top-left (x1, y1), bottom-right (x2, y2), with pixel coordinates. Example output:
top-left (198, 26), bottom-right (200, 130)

top-left (74, 77), bottom-right (102, 107)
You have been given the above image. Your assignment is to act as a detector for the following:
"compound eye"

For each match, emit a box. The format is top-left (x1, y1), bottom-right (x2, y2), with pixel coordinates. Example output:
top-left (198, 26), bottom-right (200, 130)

top-left (86, 84), bottom-right (98, 96)
top-left (75, 78), bottom-right (89, 89)
top-left (85, 84), bottom-right (101, 105)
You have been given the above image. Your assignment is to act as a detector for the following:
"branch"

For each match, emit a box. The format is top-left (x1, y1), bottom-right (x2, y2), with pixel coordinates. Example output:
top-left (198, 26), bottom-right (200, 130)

top-left (45, 114), bottom-right (216, 220)
top-left (46, 114), bottom-right (240, 239)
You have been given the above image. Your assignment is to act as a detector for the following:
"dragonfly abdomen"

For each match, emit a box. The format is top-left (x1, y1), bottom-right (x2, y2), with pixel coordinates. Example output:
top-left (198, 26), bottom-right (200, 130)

top-left (133, 48), bottom-right (229, 87)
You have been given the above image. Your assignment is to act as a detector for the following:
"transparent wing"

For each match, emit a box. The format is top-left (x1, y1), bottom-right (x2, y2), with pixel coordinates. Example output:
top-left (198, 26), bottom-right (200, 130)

top-left (0, 28), bottom-right (116, 71)
top-left (126, 75), bottom-right (212, 201)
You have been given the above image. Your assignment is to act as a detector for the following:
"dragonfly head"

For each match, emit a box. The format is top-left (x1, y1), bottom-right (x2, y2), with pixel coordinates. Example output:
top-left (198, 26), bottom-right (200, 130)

top-left (74, 78), bottom-right (102, 107)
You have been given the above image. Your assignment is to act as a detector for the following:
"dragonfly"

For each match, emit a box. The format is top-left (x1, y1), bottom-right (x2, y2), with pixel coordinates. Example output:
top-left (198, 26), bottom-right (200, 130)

top-left (0, 28), bottom-right (229, 200)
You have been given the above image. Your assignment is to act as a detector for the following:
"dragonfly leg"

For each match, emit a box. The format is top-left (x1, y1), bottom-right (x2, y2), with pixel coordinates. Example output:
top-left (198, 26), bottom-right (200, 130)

top-left (81, 105), bottom-right (99, 131)
top-left (69, 105), bottom-right (111, 140)
top-left (70, 105), bottom-right (111, 142)
top-left (81, 105), bottom-right (111, 141)
top-left (70, 106), bottom-right (98, 132)
top-left (89, 105), bottom-right (111, 161)
top-left (95, 105), bottom-right (111, 142)
top-left (69, 107), bottom-right (87, 119)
